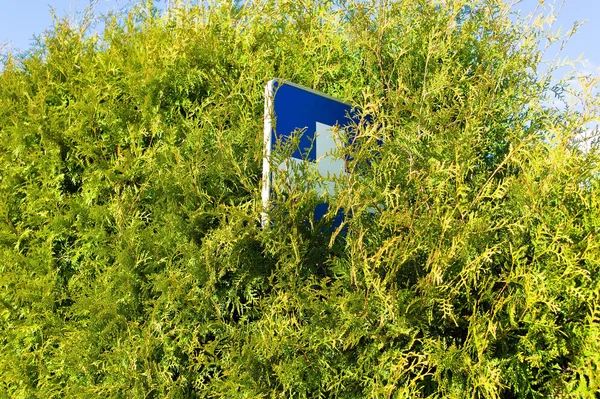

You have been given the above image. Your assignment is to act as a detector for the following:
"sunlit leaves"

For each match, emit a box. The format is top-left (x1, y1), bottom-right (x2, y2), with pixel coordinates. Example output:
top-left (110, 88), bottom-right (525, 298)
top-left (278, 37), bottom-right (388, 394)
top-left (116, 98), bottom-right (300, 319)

top-left (0, 0), bottom-right (599, 397)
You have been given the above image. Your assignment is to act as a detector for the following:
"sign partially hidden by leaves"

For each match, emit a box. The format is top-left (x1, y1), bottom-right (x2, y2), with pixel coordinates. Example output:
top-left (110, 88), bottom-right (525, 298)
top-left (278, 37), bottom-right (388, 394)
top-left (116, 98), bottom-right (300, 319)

top-left (262, 79), bottom-right (359, 228)
top-left (0, 0), bottom-right (599, 398)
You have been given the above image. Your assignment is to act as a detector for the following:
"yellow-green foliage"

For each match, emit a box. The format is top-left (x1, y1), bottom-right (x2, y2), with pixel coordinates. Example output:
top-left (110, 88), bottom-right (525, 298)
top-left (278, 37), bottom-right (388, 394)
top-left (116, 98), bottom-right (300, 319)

top-left (1, 0), bottom-right (599, 397)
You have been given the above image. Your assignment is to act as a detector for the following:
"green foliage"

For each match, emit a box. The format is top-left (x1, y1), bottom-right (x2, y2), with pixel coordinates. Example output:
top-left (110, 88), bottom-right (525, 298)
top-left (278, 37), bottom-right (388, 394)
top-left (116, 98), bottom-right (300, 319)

top-left (1, 0), bottom-right (599, 397)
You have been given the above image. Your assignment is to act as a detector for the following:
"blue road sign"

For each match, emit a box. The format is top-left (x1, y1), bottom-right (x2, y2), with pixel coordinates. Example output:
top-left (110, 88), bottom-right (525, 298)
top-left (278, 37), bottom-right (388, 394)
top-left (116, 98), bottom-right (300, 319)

top-left (261, 79), bottom-right (357, 228)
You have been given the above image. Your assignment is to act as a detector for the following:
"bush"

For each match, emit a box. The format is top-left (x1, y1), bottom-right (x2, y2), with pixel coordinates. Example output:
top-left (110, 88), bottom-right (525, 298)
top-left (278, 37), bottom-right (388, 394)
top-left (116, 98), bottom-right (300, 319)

top-left (1, 0), bottom-right (599, 397)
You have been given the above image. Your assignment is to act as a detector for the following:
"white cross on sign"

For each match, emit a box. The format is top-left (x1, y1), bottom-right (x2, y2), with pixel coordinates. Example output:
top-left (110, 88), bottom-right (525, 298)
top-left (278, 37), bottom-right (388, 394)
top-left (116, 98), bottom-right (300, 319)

top-left (315, 122), bottom-right (346, 195)
top-left (278, 122), bottom-right (346, 196)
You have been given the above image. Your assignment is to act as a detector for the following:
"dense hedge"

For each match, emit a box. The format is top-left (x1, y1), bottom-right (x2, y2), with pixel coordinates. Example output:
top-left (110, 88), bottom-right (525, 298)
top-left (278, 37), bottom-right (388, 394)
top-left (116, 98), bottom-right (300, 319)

top-left (1, 0), bottom-right (599, 397)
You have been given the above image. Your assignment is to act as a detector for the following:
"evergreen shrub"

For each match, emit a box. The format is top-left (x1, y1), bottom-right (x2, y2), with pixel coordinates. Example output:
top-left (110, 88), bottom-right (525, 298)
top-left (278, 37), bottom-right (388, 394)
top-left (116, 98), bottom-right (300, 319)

top-left (1, 0), bottom-right (599, 397)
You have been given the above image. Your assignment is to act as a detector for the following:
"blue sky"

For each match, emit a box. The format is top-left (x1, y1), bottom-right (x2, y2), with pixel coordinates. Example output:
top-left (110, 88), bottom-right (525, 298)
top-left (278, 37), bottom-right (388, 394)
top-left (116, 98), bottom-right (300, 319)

top-left (1, 0), bottom-right (598, 78)
top-left (516, 0), bottom-right (600, 76)
top-left (1, 1), bottom-right (126, 51)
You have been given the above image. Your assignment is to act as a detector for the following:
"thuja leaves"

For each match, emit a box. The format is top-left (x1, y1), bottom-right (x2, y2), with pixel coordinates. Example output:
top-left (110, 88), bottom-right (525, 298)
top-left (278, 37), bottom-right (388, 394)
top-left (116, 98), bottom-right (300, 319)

top-left (1, 0), bottom-right (599, 397)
